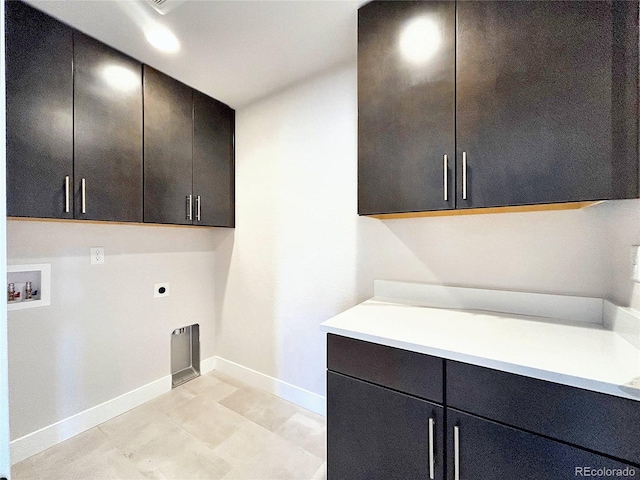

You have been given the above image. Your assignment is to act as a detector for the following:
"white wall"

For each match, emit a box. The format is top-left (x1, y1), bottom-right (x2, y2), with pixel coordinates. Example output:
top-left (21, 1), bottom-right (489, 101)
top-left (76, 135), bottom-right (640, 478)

top-left (217, 63), bottom-right (640, 402)
top-left (7, 220), bottom-right (230, 441)
top-left (1, 0), bottom-right (11, 476)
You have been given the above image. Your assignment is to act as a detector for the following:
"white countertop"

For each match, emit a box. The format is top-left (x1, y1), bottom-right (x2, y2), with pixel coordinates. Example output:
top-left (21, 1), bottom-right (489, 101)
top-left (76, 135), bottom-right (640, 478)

top-left (320, 282), bottom-right (640, 401)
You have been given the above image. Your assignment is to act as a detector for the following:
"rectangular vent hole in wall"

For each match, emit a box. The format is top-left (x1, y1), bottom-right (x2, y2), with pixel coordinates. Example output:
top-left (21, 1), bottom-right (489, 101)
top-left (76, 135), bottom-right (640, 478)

top-left (7, 263), bottom-right (51, 311)
top-left (171, 324), bottom-right (200, 388)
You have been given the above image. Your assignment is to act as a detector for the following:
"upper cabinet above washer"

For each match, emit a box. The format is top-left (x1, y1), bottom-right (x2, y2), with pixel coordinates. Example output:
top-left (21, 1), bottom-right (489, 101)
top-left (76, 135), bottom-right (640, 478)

top-left (5, 1), bottom-right (74, 220)
top-left (5, 0), bottom-right (235, 227)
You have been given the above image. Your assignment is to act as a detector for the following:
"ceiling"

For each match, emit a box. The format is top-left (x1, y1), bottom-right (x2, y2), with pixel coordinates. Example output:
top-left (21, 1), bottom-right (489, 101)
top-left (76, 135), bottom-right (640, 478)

top-left (25, 0), bottom-right (361, 109)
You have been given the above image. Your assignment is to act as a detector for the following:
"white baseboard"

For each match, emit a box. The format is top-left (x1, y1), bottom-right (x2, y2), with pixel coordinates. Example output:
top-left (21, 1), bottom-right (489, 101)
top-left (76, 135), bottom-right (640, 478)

top-left (201, 355), bottom-right (217, 375)
top-left (10, 355), bottom-right (217, 464)
top-left (213, 356), bottom-right (326, 416)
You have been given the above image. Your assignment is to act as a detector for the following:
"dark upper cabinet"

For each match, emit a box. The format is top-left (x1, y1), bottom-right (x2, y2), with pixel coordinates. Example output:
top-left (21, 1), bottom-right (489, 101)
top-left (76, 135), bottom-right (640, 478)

top-left (144, 69), bottom-right (235, 227)
top-left (358, 0), bottom-right (639, 215)
top-left (73, 32), bottom-right (143, 222)
top-left (456, 1), bottom-right (639, 209)
top-left (328, 371), bottom-right (444, 480)
top-left (446, 409), bottom-right (636, 480)
top-left (143, 66), bottom-right (193, 225)
top-left (7, 1), bottom-right (234, 227)
top-left (5, 1), bottom-right (74, 219)
top-left (358, 1), bottom-right (455, 215)
top-left (193, 91), bottom-right (235, 227)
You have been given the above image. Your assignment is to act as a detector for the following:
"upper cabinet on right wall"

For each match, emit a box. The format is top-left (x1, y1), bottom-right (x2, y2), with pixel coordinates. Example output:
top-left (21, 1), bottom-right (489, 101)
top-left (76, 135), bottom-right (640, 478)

top-left (358, 1), bottom-right (639, 217)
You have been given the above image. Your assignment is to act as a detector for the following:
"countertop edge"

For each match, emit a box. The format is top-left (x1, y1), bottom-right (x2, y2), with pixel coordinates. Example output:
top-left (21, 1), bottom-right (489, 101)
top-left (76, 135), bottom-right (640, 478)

top-left (320, 323), bottom-right (640, 401)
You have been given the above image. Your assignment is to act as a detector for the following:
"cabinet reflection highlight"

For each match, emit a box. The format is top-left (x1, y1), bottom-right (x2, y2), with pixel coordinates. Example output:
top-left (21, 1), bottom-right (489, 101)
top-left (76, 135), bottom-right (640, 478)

top-left (399, 16), bottom-right (441, 64)
top-left (101, 64), bottom-right (139, 92)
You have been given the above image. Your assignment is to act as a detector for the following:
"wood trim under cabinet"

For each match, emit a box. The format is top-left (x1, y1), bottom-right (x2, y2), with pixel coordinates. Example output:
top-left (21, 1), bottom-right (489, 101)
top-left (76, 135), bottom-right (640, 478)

top-left (368, 201), bottom-right (600, 219)
top-left (6, 217), bottom-right (231, 229)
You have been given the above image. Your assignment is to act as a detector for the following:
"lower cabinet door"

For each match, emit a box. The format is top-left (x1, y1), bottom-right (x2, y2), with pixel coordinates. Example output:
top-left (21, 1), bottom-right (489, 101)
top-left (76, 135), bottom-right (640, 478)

top-left (328, 371), bottom-right (444, 480)
top-left (446, 409), bottom-right (638, 480)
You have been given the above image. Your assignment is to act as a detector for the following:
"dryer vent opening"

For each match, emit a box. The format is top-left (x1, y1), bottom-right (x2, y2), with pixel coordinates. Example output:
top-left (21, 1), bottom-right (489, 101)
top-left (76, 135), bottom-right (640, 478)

top-left (171, 324), bottom-right (200, 388)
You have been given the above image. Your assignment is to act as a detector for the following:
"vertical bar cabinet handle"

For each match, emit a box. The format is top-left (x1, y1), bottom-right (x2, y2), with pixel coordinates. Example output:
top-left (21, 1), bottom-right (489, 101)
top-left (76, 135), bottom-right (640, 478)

top-left (454, 425), bottom-right (460, 480)
top-left (462, 152), bottom-right (468, 200)
top-left (187, 195), bottom-right (193, 221)
top-left (196, 195), bottom-right (201, 222)
top-left (65, 176), bottom-right (70, 213)
top-left (81, 178), bottom-right (86, 214)
top-left (429, 417), bottom-right (435, 479)
top-left (443, 155), bottom-right (448, 202)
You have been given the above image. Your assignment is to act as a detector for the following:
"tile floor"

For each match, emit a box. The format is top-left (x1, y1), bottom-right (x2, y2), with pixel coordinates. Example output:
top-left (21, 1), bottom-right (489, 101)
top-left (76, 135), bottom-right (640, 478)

top-left (11, 371), bottom-right (327, 480)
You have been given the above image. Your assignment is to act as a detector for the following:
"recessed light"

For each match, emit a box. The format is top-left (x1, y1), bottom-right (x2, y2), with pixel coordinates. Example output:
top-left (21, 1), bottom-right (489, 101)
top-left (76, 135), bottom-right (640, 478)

top-left (145, 25), bottom-right (180, 53)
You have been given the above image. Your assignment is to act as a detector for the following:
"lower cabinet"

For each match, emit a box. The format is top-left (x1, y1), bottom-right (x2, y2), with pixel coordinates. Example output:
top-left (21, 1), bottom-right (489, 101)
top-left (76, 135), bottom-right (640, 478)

top-left (327, 371), bottom-right (444, 480)
top-left (446, 409), bottom-right (636, 480)
top-left (326, 334), bottom-right (640, 480)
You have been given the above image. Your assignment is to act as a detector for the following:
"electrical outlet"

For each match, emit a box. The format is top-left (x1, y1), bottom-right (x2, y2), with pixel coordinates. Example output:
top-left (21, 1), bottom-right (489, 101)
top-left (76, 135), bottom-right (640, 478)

top-left (632, 246), bottom-right (640, 282)
top-left (90, 247), bottom-right (105, 265)
top-left (154, 282), bottom-right (170, 298)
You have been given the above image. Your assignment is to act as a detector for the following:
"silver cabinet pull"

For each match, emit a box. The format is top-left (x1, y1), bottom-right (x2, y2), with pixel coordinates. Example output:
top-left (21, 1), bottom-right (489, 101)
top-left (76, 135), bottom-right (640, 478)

top-left (186, 195), bottom-right (193, 221)
top-left (81, 178), bottom-right (86, 214)
top-left (462, 152), bottom-right (468, 200)
top-left (454, 425), bottom-right (460, 480)
top-left (196, 195), bottom-right (201, 222)
top-left (65, 176), bottom-right (70, 213)
top-left (443, 155), bottom-right (448, 202)
top-left (429, 417), bottom-right (435, 480)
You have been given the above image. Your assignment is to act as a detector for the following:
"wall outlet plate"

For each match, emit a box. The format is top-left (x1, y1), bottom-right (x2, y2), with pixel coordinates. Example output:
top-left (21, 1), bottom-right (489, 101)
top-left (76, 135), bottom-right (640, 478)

top-left (632, 246), bottom-right (640, 283)
top-left (90, 247), bottom-right (105, 265)
top-left (154, 282), bottom-right (170, 298)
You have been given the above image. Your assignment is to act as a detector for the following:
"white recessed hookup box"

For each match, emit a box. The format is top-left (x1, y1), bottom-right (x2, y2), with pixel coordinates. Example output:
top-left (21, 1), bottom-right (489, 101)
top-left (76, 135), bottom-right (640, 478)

top-left (7, 263), bottom-right (51, 311)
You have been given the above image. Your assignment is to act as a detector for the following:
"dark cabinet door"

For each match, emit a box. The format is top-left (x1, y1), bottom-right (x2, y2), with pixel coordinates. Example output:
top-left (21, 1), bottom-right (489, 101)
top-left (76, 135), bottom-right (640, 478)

top-left (193, 91), bottom-right (235, 227)
top-left (6, 0), bottom-right (73, 219)
top-left (328, 371), bottom-right (444, 480)
top-left (446, 409), bottom-right (637, 480)
top-left (456, 1), bottom-right (639, 208)
top-left (73, 32), bottom-right (143, 222)
top-left (358, 1), bottom-right (455, 215)
top-left (143, 66), bottom-right (193, 225)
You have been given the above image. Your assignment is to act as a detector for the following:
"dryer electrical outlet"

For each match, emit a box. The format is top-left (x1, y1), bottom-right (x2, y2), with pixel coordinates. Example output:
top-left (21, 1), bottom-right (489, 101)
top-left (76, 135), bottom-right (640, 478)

top-left (154, 283), bottom-right (170, 298)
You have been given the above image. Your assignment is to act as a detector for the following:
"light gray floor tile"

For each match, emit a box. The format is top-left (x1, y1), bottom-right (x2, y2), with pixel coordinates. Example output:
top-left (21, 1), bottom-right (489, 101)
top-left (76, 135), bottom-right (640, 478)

top-left (100, 410), bottom-right (177, 456)
top-left (207, 371), bottom-right (249, 389)
top-left (215, 422), bottom-right (323, 480)
top-left (126, 425), bottom-right (231, 480)
top-left (219, 387), bottom-right (299, 432)
top-left (275, 411), bottom-right (327, 459)
top-left (10, 458), bottom-right (41, 480)
top-left (182, 373), bottom-right (225, 394)
top-left (40, 447), bottom-right (146, 480)
top-left (20, 370), bottom-right (326, 480)
top-left (188, 377), bottom-right (239, 403)
top-left (145, 384), bottom-right (198, 414)
top-left (311, 462), bottom-right (327, 480)
top-left (29, 427), bottom-right (113, 475)
top-left (166, 396), bottom-right (251, 450)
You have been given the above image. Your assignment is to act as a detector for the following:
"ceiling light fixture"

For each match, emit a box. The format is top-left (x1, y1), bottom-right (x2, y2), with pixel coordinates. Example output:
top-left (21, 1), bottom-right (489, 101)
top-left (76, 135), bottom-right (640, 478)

top-left (144, 0), bottom-right (187, 16)
top-left (145, 25), bottom-right (180, 53)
